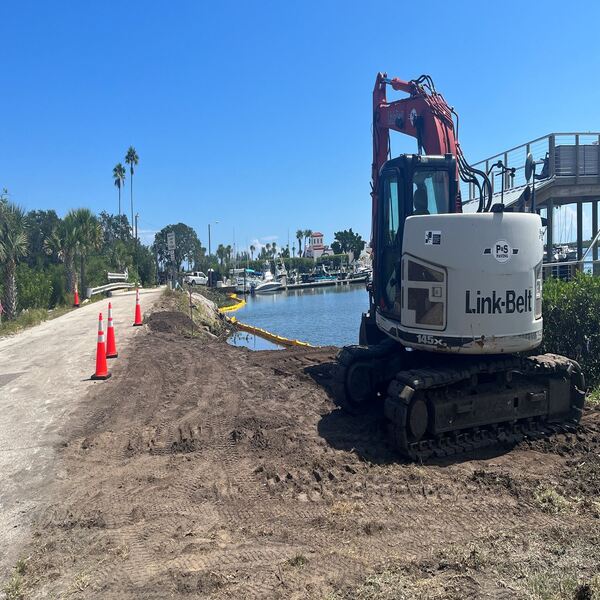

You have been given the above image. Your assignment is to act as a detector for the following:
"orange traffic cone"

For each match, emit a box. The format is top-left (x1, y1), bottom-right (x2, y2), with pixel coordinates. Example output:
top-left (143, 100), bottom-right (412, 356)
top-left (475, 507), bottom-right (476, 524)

top-left (92, 313), bottom-right (111, 380)
top-left (133, 288), bottom-right (143, 326)
top-left (73, 286), bottom-right (80, 308)
top-left (106, 302), bottom-right (118, 358)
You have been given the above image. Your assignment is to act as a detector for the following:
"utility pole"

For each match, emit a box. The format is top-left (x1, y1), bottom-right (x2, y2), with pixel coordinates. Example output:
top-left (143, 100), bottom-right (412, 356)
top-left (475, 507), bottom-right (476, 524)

top-left (208, 220), bottom-right (219, 256)
top-left (134, 213), bottom-right (139, 275)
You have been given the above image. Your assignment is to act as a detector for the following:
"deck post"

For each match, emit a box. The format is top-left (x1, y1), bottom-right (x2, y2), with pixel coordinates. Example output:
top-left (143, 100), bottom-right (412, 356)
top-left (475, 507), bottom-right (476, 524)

top-left (549, 134), bottom-right (556, 178)
top-left (546, 199), bottom-right (554, 263)
top-left (593, 200), bottom-right (599, 275)
top-left (577, 201), bottom-right (583, 263)
top-left (575, 134), bottom-right (580, 182)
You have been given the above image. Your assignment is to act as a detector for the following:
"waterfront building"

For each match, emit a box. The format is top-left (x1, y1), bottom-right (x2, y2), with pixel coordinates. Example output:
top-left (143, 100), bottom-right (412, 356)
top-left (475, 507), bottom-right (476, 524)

top-left (305, 231), bottom-right (334, 259)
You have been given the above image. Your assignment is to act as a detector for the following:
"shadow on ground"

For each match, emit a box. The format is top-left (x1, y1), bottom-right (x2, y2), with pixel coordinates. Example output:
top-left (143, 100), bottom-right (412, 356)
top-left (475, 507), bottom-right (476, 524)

top-left (306, 360), bottom-right (518, 466)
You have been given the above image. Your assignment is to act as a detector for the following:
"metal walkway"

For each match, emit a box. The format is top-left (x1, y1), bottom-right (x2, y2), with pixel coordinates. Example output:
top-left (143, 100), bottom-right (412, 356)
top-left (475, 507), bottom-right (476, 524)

top-left (462, 132), bottom-right (600, 269)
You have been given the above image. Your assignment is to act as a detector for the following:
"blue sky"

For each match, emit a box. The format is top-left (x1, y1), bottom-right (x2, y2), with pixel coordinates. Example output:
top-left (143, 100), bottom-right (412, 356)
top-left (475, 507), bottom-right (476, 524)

top-left (2, 1), bottom-right (599, 252)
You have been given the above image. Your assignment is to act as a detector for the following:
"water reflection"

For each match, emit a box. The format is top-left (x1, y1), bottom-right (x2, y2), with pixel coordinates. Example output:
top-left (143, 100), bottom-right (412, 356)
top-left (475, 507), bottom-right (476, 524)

top-left (231, 284), bottom-right (369, 347)
top-left (227, 331), bottom-right (284, 351)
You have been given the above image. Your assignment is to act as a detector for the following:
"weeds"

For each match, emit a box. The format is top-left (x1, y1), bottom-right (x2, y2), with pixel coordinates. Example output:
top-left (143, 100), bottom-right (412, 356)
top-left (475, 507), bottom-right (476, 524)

top-left (586, 387), bottom-right (600, 407)
top-left (3, 573), bottom-right (24, 600)
top-left (534, 486), bottom-right (571, 514)
top-left (287, 553), bottom-right (308, 568)
top-left (330, 500), bottom-right (362, 515)
top-left (14, 558), bottom-right (27, 575)
top-left (335, 568), bottom-right (414, 600)
top-left (524, 569), bottom-right (600, 600)
top-left (0, 306), bottom-right (69, 337)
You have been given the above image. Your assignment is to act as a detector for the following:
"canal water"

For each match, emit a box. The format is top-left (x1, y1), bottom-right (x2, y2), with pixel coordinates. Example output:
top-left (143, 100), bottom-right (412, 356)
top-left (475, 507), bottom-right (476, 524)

top-left (227, 284), bottom-right (369, 348)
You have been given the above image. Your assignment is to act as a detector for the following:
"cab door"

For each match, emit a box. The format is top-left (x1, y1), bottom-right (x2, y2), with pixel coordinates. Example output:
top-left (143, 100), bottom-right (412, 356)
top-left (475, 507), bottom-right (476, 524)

top-left (376, 169), bottom-right (405, 318)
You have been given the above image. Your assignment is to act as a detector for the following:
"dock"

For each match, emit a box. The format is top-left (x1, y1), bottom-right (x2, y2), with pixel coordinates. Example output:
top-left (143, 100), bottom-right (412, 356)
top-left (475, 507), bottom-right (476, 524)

top-left (284, 276), bottom-right (367, 290)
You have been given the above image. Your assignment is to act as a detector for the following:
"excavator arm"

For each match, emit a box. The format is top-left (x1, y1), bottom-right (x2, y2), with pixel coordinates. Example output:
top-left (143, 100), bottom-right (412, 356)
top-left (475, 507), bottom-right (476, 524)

top-left (371, 73), bottom-right (460, 233)
top-left (370, 73), bottom-right (491, 280)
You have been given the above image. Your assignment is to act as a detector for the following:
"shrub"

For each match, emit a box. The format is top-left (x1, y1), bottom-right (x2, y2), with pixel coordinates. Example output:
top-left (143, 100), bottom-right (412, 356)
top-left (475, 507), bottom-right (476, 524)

top-left (15, 264), bottom-right (53, 311)
top-left (48, 263), bottom-right (68, 307)
top-left (540, 273), bottom-right (600, 386)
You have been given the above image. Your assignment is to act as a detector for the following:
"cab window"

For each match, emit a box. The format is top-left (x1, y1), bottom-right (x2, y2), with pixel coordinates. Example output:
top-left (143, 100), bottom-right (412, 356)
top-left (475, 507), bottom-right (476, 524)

top-left (383, 175), bottom-right (400, 246)
top-left (412, 170), bottom-right (450, 215)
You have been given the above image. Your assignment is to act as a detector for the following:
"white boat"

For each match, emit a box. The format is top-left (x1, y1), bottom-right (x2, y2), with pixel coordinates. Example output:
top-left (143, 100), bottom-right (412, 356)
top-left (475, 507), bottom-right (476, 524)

top-left (230, 268), bottom-right (262, 294)
top-left (253, 264), bottom-right (282, 294)
top-left (254, 280), bottom-right (282, 293)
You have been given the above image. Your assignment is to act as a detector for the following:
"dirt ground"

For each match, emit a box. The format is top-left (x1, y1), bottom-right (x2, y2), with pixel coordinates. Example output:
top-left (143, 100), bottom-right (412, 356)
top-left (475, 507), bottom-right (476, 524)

top-left (6, 306), bottom-right (600, 599)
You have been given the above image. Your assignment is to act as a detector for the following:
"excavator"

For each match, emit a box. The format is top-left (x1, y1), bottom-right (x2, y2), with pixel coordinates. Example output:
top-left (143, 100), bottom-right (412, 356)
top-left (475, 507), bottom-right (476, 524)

top-left (334, 73), bottom-right (586, 460)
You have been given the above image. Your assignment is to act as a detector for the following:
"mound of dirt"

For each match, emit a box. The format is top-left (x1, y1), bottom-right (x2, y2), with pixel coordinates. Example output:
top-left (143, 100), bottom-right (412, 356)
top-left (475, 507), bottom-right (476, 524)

top-left (147, 310), bottom-right (195, 335)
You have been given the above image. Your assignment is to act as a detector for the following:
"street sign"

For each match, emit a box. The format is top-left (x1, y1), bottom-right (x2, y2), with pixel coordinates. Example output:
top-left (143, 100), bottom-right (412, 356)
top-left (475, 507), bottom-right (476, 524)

top-left (167, 231), bottom-right (176, 251)
top-left (169, 249), bottom-right (175, 261)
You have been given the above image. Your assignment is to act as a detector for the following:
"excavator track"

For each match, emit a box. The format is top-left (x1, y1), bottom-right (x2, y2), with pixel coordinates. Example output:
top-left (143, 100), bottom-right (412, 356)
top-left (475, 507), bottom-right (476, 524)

top-left (384, 353), bottom-right (586, 461)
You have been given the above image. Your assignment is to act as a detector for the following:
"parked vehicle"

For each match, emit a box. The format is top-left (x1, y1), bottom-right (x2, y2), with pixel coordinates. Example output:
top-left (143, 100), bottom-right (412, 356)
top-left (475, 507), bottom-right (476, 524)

top-left (183, 271), bottom-right (208, 285)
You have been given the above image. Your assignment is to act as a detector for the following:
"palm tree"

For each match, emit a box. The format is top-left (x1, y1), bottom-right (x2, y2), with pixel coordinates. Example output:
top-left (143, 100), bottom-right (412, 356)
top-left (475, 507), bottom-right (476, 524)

top-left (112, 163), bottom-right (126, 217)
top-left (296, 229), bottom-right (303, 257)
top-left (271, 241), bottom-right (277, 258)
top-left (216, 244), bottom-right (225, 267)
top-left (45, 218), bottom-right (79, 294)
top-left (250, 244), bottom-right (256, 260)
top-left (125, 146), bottom-right (139, 236)
top-left (71, 208), bottom-right (102, 293)
top-left (0, 202), bottom-right (28, 319)
top-left (304, 229), bottom-right (313, 251)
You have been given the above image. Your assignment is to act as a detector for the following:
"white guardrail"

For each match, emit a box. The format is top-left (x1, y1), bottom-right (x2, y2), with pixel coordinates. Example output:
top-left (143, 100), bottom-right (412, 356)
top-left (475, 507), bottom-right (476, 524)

top-left (107, 270), bottom-right (128, 281)
top-left (86, 282), bottom-right (136, 298)
top-left (87, 271), bottom-right (134, 297)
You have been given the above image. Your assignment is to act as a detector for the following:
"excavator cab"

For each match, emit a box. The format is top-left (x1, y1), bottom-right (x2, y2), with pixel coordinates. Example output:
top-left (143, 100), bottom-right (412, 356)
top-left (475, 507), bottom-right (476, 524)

top-left (374, 154), bottom-right (457, 319)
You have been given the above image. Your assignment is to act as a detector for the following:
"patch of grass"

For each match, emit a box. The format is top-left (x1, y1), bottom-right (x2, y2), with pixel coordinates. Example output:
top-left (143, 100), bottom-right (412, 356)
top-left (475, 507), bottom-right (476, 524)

top-left (70, 570), bottom-right (92, 592)
top-left (0, 295), bottom-right (105, 337)
top-left (0, 306), bottom-right (68, 337)
top-left (3, 572), bottom-right (24, 600)
top-left (524, 569), bottom-right (600, 600)
top-left (330, 500), bottom-right (362, 516)
top-left (286, 553), bottom-right (308, 568)
top-left (333, 568), bottom-right (415, 600)
top-left (534, 486), bottom-right (571, 514)
top-left (362, 520), bottom-right (385, 536)
top-left (586, 387), bottom-right (600, 407)
top-left (14, 558), bottom-right (27, 575)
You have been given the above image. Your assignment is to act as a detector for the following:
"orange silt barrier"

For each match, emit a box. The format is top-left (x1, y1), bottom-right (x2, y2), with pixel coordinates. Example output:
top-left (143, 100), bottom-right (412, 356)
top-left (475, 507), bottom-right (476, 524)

top-left (106, 302), bottom-right (118, 359)
top-left (92, 313), bottom-right (111, 380)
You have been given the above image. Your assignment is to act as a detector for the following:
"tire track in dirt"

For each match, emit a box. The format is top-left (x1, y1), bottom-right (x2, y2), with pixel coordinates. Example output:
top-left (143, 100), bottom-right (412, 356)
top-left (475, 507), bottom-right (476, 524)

top-left (16, 310), bottom-right (600, 599)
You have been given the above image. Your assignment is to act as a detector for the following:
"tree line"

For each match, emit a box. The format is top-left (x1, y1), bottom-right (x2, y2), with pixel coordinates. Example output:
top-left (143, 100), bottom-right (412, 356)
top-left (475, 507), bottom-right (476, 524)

top-left (152, 223), bottom-right (366, 278)
top-left (0, 197), bottom-right (155, 321)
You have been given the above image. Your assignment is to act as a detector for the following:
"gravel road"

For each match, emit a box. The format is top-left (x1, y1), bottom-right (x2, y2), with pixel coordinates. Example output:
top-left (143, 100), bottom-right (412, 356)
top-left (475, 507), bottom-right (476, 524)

top-left (0, 288), bottom-right (163, 578)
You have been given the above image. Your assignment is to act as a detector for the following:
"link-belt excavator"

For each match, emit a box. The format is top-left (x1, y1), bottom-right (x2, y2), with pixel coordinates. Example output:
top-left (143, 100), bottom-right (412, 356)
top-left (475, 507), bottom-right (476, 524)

top-left (334, 73), bottom-right (585, 459)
